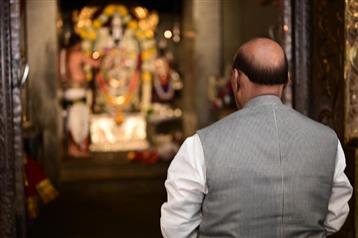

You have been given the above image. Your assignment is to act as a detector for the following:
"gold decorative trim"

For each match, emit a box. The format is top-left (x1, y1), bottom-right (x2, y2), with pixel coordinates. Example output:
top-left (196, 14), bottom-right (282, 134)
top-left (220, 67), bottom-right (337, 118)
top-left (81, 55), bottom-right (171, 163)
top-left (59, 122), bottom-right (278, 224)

top-left (36, 178), bottom-right (59, 204)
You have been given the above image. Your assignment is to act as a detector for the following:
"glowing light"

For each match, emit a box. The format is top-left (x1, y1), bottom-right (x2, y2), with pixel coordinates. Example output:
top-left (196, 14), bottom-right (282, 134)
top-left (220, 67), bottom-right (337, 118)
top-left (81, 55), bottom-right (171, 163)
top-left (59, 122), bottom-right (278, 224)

top-left (109, 78), bottom-right (121, 88)
top-left (92, 51), bottom-right (100, 59)
top-left (78, 20), bottom-right (85, 28)
top-left (148, 13), bottom-right (159, 27)
top-left (134, 6), bottom-right (148, 19)
top-left (174, 109), bottom-right (182, 117)
top-left (114, 96), bottom-right (126, 105)
top-left (164, 30), bottom-right (172, 39)
top-left (283, 24), bottom-right (289, 32)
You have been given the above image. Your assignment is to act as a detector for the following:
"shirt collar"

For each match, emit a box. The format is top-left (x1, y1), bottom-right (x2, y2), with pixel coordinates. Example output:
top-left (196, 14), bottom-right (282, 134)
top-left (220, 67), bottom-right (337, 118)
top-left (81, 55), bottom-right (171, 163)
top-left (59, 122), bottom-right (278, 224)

top-left (243, 95), bottom-right (282, 109)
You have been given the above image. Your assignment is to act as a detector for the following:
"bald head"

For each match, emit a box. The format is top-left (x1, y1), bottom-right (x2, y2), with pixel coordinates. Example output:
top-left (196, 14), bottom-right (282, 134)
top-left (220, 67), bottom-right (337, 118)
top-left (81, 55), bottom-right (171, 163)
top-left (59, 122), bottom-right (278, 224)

top-left (233, 38), bottom-right (288, 85)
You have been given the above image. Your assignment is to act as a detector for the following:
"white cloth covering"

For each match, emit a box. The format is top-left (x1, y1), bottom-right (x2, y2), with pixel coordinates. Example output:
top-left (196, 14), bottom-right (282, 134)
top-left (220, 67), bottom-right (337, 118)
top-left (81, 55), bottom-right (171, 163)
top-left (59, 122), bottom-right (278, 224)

top-left (68, 102), bottom-right (89, 145)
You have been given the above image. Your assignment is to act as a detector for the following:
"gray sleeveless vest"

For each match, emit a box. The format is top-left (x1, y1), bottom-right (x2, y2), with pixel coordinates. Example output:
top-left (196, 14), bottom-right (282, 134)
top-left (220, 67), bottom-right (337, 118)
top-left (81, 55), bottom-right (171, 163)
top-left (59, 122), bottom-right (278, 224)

top-left (197, 95), bottom-right (337, 238)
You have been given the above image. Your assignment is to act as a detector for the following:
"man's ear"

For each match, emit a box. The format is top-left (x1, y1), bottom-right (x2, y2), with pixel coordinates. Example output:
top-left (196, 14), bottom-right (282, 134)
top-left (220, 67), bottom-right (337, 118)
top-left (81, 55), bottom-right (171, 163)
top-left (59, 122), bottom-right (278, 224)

top-left (232, 69), bottom-right (239, 92)
top-left (235, 69), bottom-right (241, 92)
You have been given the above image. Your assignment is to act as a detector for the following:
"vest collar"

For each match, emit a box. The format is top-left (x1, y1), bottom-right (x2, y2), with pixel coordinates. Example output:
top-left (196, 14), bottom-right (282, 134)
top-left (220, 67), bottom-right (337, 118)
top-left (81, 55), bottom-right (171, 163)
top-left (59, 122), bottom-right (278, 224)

top-left (243, 95), bottom-right (282, 109)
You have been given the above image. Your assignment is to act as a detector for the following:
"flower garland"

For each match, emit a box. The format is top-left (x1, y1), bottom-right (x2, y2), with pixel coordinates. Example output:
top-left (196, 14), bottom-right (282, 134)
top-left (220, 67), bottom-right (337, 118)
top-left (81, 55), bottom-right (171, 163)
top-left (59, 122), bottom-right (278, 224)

top-left (75, 5), bottom-right (130, 42)
top-left (153, 73), bottom-right (174, 101)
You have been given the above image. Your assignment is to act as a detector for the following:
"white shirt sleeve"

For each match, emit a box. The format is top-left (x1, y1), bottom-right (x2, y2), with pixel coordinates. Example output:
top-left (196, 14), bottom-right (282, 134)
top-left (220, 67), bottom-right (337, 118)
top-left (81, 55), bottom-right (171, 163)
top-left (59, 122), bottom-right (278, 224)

top-left (324, 140), bottom-right (353, 235)
top-left (160, 134), bottom-right (207, 238)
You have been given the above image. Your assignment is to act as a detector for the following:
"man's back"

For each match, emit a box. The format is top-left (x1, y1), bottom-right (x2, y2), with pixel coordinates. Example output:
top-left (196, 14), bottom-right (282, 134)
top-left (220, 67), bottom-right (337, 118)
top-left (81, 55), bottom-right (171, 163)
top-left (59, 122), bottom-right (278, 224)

top-left (197, 95), bottom-right (337, 238)
top-left (161, 38), bottom-right (352, 238)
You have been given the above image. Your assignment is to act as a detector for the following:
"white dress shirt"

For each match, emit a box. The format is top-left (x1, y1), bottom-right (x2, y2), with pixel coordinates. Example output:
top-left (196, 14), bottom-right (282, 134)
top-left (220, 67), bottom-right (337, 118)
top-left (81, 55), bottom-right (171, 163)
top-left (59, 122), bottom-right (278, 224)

top-left (160, 134), bottom-right (353, 237)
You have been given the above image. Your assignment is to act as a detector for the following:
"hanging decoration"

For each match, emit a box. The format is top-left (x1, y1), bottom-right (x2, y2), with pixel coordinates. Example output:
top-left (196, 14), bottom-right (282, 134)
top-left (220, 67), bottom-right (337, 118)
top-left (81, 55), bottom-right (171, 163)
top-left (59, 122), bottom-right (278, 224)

top-left (25, 156), bottom-right (59, 219)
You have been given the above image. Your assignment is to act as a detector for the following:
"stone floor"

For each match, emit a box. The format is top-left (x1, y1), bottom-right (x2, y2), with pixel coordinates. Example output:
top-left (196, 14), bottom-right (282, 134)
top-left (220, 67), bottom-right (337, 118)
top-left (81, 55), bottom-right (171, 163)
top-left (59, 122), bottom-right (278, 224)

top-left (28, 153), bottom-right (169, 238)
top-left (26, 152), bottom-right (355, 238)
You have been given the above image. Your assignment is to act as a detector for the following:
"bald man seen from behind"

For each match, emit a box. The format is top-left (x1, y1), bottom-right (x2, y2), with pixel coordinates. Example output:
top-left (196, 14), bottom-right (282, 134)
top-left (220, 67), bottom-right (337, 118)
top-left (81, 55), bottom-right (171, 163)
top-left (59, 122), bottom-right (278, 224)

top-left (160, 38), bottom-right (352, 238)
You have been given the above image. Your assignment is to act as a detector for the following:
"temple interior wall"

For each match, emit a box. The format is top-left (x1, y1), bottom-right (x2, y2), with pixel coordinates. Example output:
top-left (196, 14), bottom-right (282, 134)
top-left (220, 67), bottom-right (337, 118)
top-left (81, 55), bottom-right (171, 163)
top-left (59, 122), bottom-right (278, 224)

top-left (181, 0), bottom-right (279, 131)
top-left (222, 0), bottom-right (279, 69)
top-left (26, 0), bottom-right (61, 185)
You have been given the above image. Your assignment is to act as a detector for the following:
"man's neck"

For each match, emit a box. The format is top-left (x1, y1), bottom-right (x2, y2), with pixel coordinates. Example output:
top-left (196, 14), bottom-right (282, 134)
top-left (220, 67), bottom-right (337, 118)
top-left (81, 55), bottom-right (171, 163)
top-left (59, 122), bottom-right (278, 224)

top-left (240, 92), bottom-right (282, 108)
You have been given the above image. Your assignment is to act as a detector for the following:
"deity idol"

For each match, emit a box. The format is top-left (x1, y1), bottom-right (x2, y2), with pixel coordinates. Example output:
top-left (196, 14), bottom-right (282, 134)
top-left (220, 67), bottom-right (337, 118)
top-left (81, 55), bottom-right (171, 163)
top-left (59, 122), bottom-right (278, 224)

top-left (94, 28), bottom-right (114, 52)
top-left (96, 27), bottom-right (140, 111)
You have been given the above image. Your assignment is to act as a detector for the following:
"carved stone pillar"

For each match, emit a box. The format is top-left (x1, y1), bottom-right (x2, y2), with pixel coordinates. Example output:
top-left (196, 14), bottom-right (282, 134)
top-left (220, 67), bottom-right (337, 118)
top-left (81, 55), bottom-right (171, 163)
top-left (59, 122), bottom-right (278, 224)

top-left (293, 1), bottom-right (354, 235)
top-left (309, 0), bottom-right (353, 236)
top-left (0, 0), bottom-right (23, 237)
top-left (311, 0), bottom-right (345, 139)
top-left (344, 1), bottom-right (358, 237)
top-left (294, 0), bottom-right (345, 137)
top-left (193, 0), bottom-right (221, 128)
top-left (345, 0), bottom-right (358, 144)
top-left (282, 0), bottom-right (293, 106)
top-left (292, 0), bottom-right (311, 116)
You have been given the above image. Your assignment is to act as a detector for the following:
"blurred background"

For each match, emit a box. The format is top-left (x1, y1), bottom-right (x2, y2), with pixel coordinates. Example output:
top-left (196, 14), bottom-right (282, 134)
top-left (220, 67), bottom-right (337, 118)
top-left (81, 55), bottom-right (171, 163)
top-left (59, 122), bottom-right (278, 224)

top-left (0, 0), bottom-right (357, 237)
